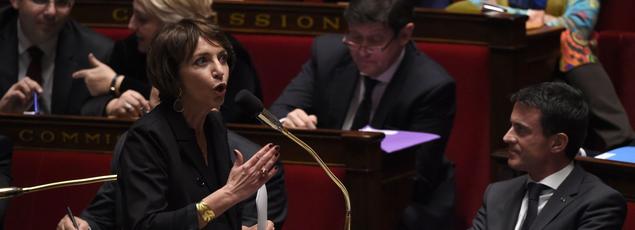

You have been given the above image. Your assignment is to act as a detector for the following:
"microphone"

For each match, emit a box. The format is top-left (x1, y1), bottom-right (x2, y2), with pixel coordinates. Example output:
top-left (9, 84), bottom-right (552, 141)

top-left (235, 90), bottom-right (351, 230)
top-left (0, 175), bottom-right (116, 199)
top-left (235, 90), bottom-right (284, 132)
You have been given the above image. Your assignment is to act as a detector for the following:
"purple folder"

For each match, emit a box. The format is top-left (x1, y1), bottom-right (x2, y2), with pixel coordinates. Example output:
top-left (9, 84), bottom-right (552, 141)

top-left (360, 126), bottom-right (440, 153)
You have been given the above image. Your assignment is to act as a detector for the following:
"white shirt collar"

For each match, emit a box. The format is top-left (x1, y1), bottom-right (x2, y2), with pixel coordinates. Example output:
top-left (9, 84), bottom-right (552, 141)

top-left (361, 47), bottom-right (406, 83)
top-left (17, 19), bottom-right (58, 57)
top-left (529, 161), bottom-right (574, 190)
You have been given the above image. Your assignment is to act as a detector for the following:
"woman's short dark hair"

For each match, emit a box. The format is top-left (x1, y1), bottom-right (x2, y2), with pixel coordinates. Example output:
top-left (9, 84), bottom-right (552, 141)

top-left (146, 18), bottom-right (235, 102)
top-left (511, 82), bottom-right (589, 159)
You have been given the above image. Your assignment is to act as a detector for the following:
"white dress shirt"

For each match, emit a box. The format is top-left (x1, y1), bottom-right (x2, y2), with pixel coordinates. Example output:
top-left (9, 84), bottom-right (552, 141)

top-left (513, 162), bottom-right (575, 230)
top-left (17, 19), bottom-right (58, 113)
top-left (342, 48), bottom-right (406, 130)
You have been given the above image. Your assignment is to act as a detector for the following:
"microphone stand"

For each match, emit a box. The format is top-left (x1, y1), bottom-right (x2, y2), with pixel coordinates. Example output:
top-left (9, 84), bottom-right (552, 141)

top-left (0, 175), bottom-right (117, 200)
top-left (257, 111), bottom-right (351, 230)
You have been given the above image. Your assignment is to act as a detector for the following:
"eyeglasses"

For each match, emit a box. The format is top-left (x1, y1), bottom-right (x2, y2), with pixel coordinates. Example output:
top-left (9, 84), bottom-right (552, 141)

top-left (341, 34), bottom-right (395, 54)
top-left (31, 0), bottom-right (74, 7)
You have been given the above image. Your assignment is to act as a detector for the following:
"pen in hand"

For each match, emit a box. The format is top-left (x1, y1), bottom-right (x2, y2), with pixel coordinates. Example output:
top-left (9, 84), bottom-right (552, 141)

top-left (66, 206), bottom-right (80, 230)
top-left (33, 92), bottom-right (39, 114)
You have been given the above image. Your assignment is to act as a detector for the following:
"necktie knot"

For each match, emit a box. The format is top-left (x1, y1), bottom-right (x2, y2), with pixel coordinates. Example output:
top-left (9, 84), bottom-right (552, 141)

top-left (27, 46), bottom-right (44, 60)
top-left (522, 182), bottom-right (550, 230)
top-left (26, 46), bottom-right (44, 85)
top-left (351, 76), bottom-right (380, 130)
top-left (527, 182), bottom-right (549, 201)
top-left (363, 77), bottom-right (379, 94)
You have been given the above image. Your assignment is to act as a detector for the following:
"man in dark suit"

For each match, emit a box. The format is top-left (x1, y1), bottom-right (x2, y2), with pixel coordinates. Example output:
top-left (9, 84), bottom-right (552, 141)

top-left (270, 0), bottom-right (456, 228)
top-left (0, 0), bottom-right (112, 115)
top-left (470, 82), bottom-right (627, 230)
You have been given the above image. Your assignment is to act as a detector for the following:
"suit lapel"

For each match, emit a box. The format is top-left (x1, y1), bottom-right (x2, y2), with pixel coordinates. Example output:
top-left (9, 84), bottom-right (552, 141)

top-left (206, 111), bottom-right (240, 227)
top-left (0, 11), bottom-right (19, 93)
top-left (328, 61), bottom-right (359, 128)
top-left (161, 104), bottom-right (214, 191)
top-left (50, 25), bottom-right (79, 114)
top-left (372, 43), bottom-right (415, 128)
top-left (163, 105), bottom-right (239, 227)
top-left (500, 176), bottom-right (529, 230)
top-left (531, 165), bottom-right (584, 230)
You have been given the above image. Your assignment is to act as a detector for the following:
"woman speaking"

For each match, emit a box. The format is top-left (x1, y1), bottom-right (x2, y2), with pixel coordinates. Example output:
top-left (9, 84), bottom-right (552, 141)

top-left (118, 19), bottom-right (279, 230)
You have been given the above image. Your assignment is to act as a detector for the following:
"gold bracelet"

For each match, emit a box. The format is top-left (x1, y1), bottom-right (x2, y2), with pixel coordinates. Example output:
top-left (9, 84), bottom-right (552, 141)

top-left (196, 202), bottom-right (216, 223)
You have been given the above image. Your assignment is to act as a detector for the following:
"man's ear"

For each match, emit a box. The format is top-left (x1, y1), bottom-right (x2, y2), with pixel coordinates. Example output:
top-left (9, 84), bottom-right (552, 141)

top-left (550, 133), bottom-right (568, 154)
top-left (399, 22), bottom-right (414, 45)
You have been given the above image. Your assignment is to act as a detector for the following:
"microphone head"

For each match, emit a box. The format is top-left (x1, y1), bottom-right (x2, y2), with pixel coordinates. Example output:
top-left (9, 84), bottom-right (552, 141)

top-left (235, 89), bottom-right (264, 116)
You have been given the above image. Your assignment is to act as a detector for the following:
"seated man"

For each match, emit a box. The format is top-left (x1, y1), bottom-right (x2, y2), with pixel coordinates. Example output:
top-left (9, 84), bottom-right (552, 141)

top-left (270, 0), bottom-right (456, 228)
top-left (470, 82), bottom-right (626, 230)
top-left (0, 0), bottom-right (112, 115)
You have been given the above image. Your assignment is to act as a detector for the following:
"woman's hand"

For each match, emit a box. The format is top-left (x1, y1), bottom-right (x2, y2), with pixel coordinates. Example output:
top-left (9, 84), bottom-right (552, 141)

top-left (106, 90), bottom-right (151, 118)
top-left (225, 143), bottom-right (280, 200)
top-left (56, 215), bottom-right (90, 230)
top-left (72, 53), bottom-right (118, 96)
top-left (197, 144), bottom-right (279, 228)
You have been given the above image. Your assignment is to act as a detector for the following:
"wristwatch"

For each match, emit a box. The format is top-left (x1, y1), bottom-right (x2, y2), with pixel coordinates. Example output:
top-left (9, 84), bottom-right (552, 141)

top-left (109, 75), bottom-right (121, 97)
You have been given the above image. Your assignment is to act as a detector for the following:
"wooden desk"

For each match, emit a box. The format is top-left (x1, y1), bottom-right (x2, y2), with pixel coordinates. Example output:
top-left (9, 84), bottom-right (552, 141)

top-left (491, 150), bottom-right (635, 201)
top-left (0, 114), bottom-right (414, 230)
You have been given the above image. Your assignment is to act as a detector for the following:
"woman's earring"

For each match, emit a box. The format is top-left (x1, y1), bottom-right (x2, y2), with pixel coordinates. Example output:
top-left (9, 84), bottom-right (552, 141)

top-left (173, 88), bottom-right (184, 112)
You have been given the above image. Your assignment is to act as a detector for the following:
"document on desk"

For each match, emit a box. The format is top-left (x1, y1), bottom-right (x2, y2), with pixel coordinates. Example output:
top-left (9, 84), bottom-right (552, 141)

top-left (360, 127), bottom-right (440, 153)
top-left (595, 146), bottom-right (635, 163)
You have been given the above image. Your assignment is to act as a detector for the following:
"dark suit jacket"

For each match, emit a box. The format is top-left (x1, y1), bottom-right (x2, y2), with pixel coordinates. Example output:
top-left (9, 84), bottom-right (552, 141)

top-left (270, 34), bottom-right (457, 227)
top-left (0, 135), bottom-right (12, 230)
top-left (108, 34), bottom-right (262, 124)
top-left (0, 7), bottom-right (112, 115)
top-left (470, 164), bottom-right (627, 230)
top-left (118, 103), bottom-right (241, 230)
top-left (82, 131), bottom-right (287, 230)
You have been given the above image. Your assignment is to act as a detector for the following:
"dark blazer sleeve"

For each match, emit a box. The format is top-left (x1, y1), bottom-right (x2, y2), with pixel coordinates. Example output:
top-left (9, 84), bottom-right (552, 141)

top-left (221, 35), bottom-right (263, 124)
top-left (576, 186), bottom-right (627, 230)
top-left (468, 184), bottom-right (491, 230)
top-left (268, 38), bottom-right (320, 118)
top-left (80, 132), bottom-right (127, 230)
top-left (118, 125), bottom-right (198, 230)
top-left (110, 35), bottom-right (152, 98)
top-left (75, 23), bottom-right (115, 116)
top-left (411, 79), bottom-right (456, 194)
top-left (227, 131), bottom-right (288, 229)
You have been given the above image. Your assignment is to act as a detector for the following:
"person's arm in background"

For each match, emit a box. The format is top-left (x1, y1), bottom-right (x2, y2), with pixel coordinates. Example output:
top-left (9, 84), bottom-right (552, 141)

top-left (57, 133), bottom-right (128, 230)
top-left (268, 39), bottom-right (320, 129)
top-left (221, 34), bottom-right (263, 124)
top-left (543, 0), bottom-right (599, 37)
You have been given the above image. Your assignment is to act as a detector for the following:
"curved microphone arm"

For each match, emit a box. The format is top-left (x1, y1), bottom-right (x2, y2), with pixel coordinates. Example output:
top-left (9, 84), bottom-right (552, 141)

top-left (257, 114), bottom-right (352, 230)
top-left (0, 175), bottom-right (117, 200)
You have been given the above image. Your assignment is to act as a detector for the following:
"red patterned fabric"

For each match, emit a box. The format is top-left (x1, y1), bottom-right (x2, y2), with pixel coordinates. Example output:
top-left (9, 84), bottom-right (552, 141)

top-left (596, 1), bottom-right (635, 32)
top-left (5, 150), bottom-right (112, 230)
top-left (92, 27), bottom-right (133, 41)
top-left (281, 164), bottom-right (346, 230)
top-left (417, 42), bottom-right (491, 229)
top-left (232, 34), bottom-right (314, 107)
top-left (597, 31), bottom-right (635, 130)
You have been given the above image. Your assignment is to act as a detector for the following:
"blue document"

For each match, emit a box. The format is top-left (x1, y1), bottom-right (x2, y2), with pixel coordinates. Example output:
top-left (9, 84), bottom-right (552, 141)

top-left (595, 146), bottom-right (635, 163)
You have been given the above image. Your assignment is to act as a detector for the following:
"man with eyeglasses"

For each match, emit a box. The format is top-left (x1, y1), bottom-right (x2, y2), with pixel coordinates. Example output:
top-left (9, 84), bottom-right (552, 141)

top-left (270, 0), bottom-right (456, 228)
top-left (0, 0), bottom-right (112, 115)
